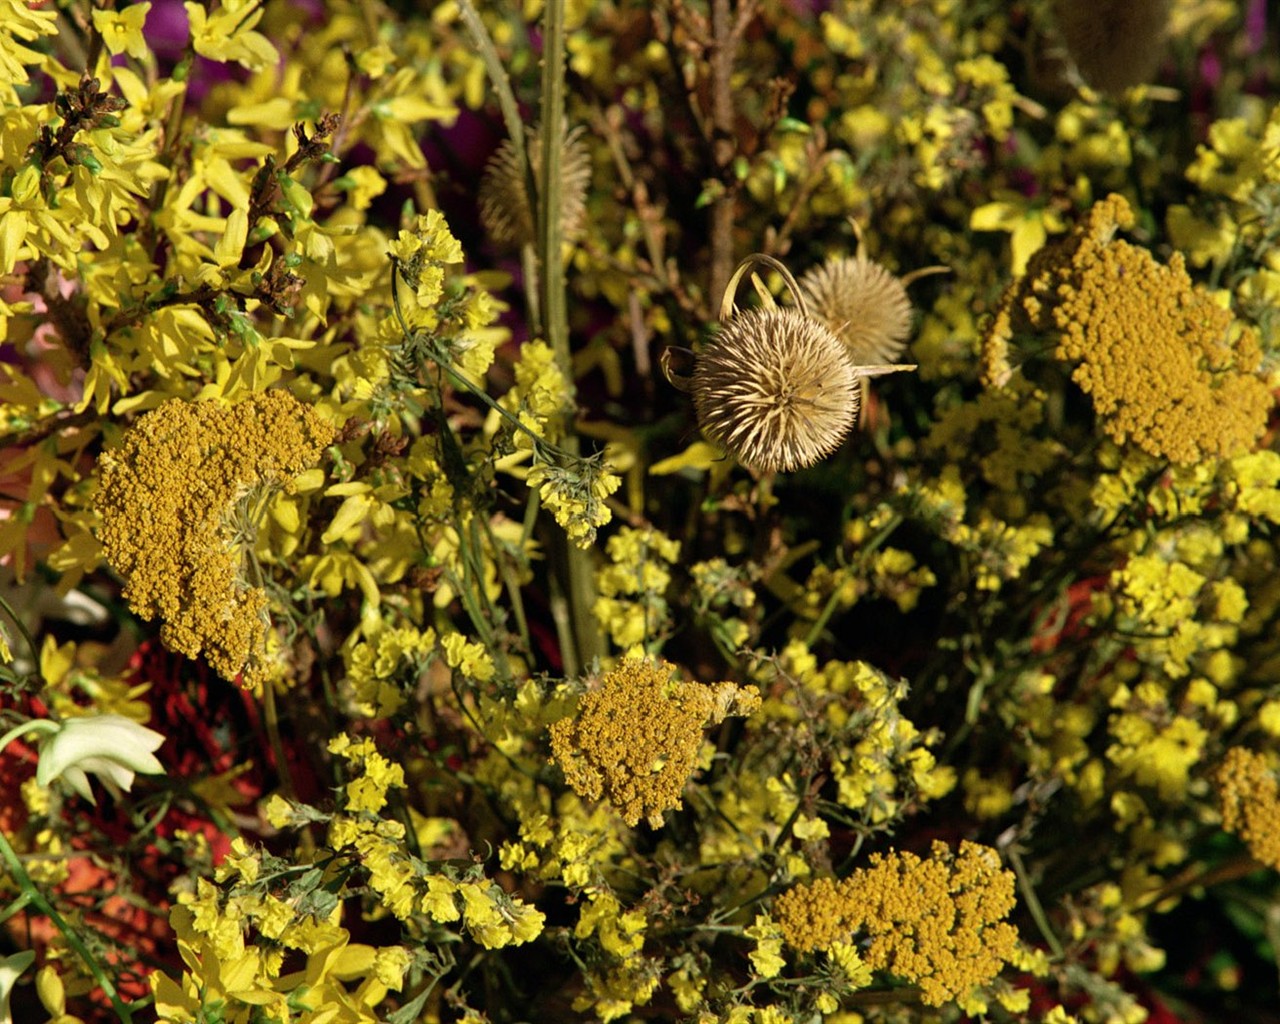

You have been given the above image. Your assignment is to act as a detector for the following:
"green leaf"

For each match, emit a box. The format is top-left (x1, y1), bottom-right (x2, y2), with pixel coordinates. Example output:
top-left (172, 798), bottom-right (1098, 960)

top-left (695, 179), bottom-right (726, 209)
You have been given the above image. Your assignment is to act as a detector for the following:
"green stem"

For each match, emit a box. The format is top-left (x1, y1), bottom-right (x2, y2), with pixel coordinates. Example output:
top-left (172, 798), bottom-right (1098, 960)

top-left (539, 1), bottom-right (568, 376)
top-left (454, 0), bottom-right (540, 266)
top-left (0, 828), bottom-right (135, 1022)
top-left (1006, 843), bottom-right (1064, 958)
top-left (260, 679), bottom-right (296, 802)
top-left (547, 560), bottom-right (579, 680)
top-left (521, 243), bottom-right (543, 339)
top-left (0, 591), bottom-right (40, 670)
top-left (537, 1), bottom-right (602, 672)
top-left (0, 719), bottom-right (55, 754)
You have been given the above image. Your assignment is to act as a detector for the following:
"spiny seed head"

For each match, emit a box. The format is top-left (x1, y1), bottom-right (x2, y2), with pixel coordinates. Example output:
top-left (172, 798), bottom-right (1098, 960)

top-left (799, 255), bottom-right (914, 365)
top-left (479, 123), bottom-right (592, 248)
top-left (1052, 0), bottom-right (1172, 94)
top-left (692, 306), bottom-right (859, 473)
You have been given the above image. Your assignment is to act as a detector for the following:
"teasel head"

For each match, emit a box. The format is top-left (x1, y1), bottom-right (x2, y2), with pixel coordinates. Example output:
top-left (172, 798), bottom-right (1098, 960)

top-left (1052, 0), bottom-right (1172, 94)
top-left (479, 122), bottom-right (591, 249)
top-left (662, 254), bottom-right (916, 473)
top-left (798, 218), bottom-right (949, 367)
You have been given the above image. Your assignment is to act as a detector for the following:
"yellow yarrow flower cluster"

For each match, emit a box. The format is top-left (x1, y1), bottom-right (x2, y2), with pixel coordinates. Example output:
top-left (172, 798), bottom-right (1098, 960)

top-left (774, 841), bottom-right (1019, 1007)
top-left (1216, 747), bottom-right (1280, 870)
top-left (985, 193), bottom-right (1273, 464)
top-left (96, 391), bottom-right (335, 688)
top-left (549, 658), bottom-right (762, 827)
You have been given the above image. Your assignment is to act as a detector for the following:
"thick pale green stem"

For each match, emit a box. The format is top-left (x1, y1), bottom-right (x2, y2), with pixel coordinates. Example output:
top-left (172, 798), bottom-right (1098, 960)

top-left (447, 1), bottom-right (602, 674)
top-left (539, 2), bottom-right (567, 375)
top-left (538, 1), bottom-right (602, 672)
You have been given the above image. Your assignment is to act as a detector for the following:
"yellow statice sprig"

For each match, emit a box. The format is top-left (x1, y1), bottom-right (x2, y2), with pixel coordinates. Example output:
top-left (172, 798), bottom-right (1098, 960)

top-left (388, 252), bottom-right (618, 548)
top-left (342, 622), bottom-right (439, 718)
top-left (592, 526), bottom-right (681, 650)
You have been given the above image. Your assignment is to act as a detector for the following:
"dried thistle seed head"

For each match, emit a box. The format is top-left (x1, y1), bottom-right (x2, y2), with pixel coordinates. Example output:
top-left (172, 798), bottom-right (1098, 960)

top-left (1052, 0), bottom-right (1172, 94)
top-left (799, 254), bottom-right (914, 365)
top-left (692, 306), bottom-right (859, 473)
top-left (478, 123), bottom-right (591, 249)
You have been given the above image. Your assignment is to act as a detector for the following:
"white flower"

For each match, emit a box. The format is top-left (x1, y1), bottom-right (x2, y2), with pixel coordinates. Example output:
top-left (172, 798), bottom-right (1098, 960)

top-left (34, 715), bottom-right (165, 805)
top-left (0, 950), bottom-right (35, 1024)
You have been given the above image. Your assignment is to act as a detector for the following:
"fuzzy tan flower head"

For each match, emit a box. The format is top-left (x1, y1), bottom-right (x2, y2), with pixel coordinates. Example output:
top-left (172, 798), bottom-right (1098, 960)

top-left (692, 306), bottom-right (860, 473)
top-left (479, 123), bottom-right (591, 249)
top-left (799, 254), bottom-right (914, 365)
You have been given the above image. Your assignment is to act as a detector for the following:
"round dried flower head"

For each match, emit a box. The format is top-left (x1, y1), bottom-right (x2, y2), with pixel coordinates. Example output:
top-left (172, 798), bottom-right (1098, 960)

top-left (1052, 0), bottom-right (1172, 94)
top-left (799, 254), bottom-right (914, 365)
top-left (798, 220), bottom-right (947, 367)
top-left (479, 122), bottom-right (591, 249)
top-left (692, 305), bottom-right (859, 473)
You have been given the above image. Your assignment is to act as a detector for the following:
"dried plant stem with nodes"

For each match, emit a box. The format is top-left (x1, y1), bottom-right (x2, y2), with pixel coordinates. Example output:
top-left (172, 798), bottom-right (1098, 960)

top-left (665, 253), bottom-right (916, 473)
top-left (454, 0), bottom-right (601, 674)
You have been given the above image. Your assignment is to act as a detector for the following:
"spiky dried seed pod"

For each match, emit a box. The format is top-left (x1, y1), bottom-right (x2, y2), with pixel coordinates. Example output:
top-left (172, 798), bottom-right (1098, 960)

top-left (692, 306), bottom-right (859, 473)
top-left (478, 123), bottom-right (591, 248)
top-left (1052, 0), bottom-right (1172, 94)
top-left (799, 255), bottom-right (915, 365)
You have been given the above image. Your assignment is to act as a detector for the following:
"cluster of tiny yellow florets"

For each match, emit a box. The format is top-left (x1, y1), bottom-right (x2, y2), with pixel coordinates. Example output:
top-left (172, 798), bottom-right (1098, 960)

top-left (593, 526), bottom-right (681, 650)
top-left (773, 841), bottom-right (1019, 1007)
top-left (96, 391), bottom-right (335, 687)
top-left (343, 623), bottom-right (439, 717)
top-left (527, 455), bottom-right (621, 549)
top-left (988, 193), bottom-right (1273, 464)
top-left (770, 642), bottom-right (956, 825)
top-left (294, 736), bottom-right (547, 950)
top-left (387, 210), bottom-right (503, 378)
top-left (548, 658), bottom-right (762, 827)
top-left (1216, 747), bottom-right (1280, 870)
top-left (498, 339), bottom-right (574, 447)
